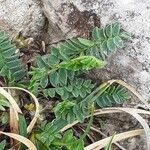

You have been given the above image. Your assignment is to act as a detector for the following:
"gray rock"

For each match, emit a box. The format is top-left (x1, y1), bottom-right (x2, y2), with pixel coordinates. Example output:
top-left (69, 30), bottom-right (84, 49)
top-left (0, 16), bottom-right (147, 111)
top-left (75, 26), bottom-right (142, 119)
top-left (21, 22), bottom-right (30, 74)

top-left (1, 0), bottom-right (149, 149)
top-left (1, 0), bottom-right (150, 101)
top-left (41, 0), bottom-right (101, 43)
top-left (42, 0), bottom-right (150, 102)
top-left (41, 1), bottom-right (150, 149)
top-left (0, 0), bottom-right (45, 38)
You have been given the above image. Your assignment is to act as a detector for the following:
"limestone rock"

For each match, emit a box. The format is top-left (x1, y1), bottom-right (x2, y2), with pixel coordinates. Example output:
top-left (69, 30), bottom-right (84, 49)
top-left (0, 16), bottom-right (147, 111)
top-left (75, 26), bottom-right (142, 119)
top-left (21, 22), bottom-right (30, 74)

top-left (41, 0), bottom-right (101, 43)
top-left (41, 1), bottom-right (150, 149)
top-left (0, 0), bottom-right (45, 38)
top-left (0, 0), bottom-right (149, 149)
top-left (42, 0), bottom-right (150, 102)
top-left (1, 0), bottom-right (150, 101)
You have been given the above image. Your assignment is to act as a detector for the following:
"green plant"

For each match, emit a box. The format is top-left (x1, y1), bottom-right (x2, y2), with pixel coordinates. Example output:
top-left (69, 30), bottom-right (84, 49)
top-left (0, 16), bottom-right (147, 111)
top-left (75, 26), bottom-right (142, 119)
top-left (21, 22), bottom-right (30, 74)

top-left (29, 23), bottom-right (130, 93)
top-left (96, 84), bottom-right (130, 107)
top-left (33, 122), bottom-right (84, 150)
top-left (0, 22), bottom-right (136, 150)
top-left (0, 30), bottom-right (28, 149)
top-left (28, 22), bottom-right (130, 124)
top-left (0, 97), bottom-right (10, 111)
top-left (0, 30), bottom-right (26, 84)
top-left (104, 132), bottom-right (116, 150)
top-left (51, 129), bottom-right (84, 150)
top-left (0, 140), bottom-right (6, 150)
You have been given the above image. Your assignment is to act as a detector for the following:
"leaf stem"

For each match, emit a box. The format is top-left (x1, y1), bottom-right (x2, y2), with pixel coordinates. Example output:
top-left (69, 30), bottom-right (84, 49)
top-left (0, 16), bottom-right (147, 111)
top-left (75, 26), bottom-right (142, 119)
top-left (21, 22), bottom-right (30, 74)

top-left (80, 104), bottom-right (94, 140)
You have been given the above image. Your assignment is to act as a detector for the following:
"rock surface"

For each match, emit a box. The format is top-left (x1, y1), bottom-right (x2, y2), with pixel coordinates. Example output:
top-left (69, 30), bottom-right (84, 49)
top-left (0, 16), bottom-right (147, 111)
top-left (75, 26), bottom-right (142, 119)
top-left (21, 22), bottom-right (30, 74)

top-left (1, 0), bottom-right (150, 100)
top-left (0, 0), bottom-right (45, 38)
top-left (43, 0), bottom-right (150, 102)
top-left (41, 1), bottom-right (150, 149)
top-left (0, 0), bottom-right (150, 149)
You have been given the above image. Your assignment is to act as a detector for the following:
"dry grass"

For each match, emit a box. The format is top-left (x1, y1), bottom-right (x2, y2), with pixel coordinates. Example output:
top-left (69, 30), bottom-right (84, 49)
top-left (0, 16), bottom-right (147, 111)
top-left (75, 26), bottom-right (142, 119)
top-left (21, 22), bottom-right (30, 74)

top-left (0, 80), bottom-right (149, 150)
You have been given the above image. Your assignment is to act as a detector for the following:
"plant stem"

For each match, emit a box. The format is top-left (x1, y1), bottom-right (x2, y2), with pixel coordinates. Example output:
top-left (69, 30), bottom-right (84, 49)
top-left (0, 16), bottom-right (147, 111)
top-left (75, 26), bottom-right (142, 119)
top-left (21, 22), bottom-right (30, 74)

top-left (90, 82), bottom-right (112, 103)
top-left (82, 82), bottom-right (111, 103)
top-left (80, 104), bottom-right (94, 140)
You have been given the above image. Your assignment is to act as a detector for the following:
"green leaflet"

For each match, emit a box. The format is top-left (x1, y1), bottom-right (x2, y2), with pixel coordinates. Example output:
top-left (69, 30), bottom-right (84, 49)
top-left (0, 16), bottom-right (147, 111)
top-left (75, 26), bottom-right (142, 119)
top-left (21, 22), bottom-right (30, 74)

top-left (73, 105), bottom-right (85, 123)
top-left (92, 27), bottom-right (106, 42)
top-left (55, 88), bottom-right (64, 96)
top-left (120, 31), bottom-right (131, 39)
top-left (78, 38), bottom-right (95, 46)
top-left (29, 22), bottom-right (131, 124)
top-left (58, 68), bottom-right (67, 85)
top-left (112, 22), bottom-right (120, 36)
top-left (0, 98), bottom-right (10, 111)
top-left (40, 76), bottom-right (49, 88)
top-left (105, 24), bottom-right (113, 37)
top-left (0, 140), bottom-right (6, 150)
top-left (60, 56), bottom-right (106, 71)
top-left (107, 38), bottom-right (116, 52)
top-left (113, 36), bottom-right (123, 48)
top-left (36, 55), bottom-right (50, 68)
top-left (0, 30), bottom-right (26, 82)
top-left (49, 71), bottom-right (59, 87)
top-left (48, 54), bottom-right (60, 66)
top-left (19, 115), bottom-right (28, 150)
top-left (96, 85), bottom-right (130, 108)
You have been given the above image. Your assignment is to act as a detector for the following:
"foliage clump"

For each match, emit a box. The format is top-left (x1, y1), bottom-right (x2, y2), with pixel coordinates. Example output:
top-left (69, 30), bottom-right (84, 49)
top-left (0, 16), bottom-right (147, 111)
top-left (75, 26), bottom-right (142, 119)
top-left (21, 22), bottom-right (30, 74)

top-left (0, 22), bottom-right (132, 150)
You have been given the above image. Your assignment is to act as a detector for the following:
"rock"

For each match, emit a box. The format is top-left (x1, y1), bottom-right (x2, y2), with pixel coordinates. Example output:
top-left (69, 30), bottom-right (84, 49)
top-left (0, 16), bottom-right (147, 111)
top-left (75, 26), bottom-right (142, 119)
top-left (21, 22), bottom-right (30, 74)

top-left (0, 0), bottom-right (45, 38)
top-left (1, 0), bottom-right (150, 101)
top-left (41, 0), bottom-right (100, 43)
top-left (0, 0), bottom-right (149, 149)
top-left (42, 0), bottom-right (150, 102)
top-left (40, 1), bottom-right (150, 149)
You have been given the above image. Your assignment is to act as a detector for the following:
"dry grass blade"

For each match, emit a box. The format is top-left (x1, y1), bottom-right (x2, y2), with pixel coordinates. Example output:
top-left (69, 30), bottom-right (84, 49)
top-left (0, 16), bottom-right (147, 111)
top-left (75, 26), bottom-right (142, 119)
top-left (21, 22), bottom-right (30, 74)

top-left (61, 107), bottom-right (150, 132)
top-left (90, 126), bottom-right (127, 150)
top-left (61, 79), bottom-right (150, 133)
top-left (0, 87), bottom-right (22, 120)
top-left (84, 129), bottom-right (144, 150)
top-left (108, 79), bottom-right (150, 110)
top-left (78, 126), bottom-right (95, 143)
top-left (3, 87), bottom-right (40, 133)
top-left (94, 107), bottom-right (150, 115)
top-left (61, 120), bottom-right (79, 132)
top-left (112, 108), bottom-right (150, 150)
top-left (7, 89), bottom-right (20, 147)
top-left (9, 106), bottom-right (19, 147)
top-left (61, 107), bottom-right (150, 149)
top-left (94, 108), bottom-right (150, 149)
top-left (0, 131), bottom-right (37, 150)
